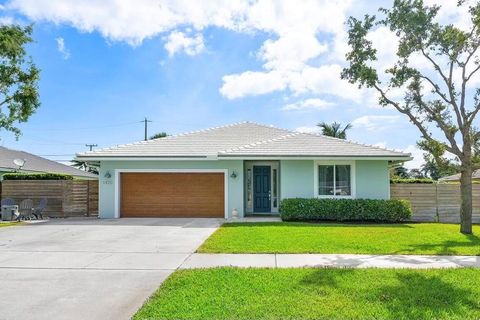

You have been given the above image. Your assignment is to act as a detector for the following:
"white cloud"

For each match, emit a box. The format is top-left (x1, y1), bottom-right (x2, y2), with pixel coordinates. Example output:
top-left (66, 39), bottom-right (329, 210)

top-left (7, 0), bottom-right (355, 101)
top-left (295, 126), bottom-right (321, 134)
top-left (164, 31), bottom-right (204, 57)
top-left (0, 16), bottom-right (15, 25)
top-left (55, 37), bottom-right (70, 59)
top-left (352, 115), bottom-right (401, 132)
top-left (8, 0), bottom-right (475, 107)
top-left (402, 145), bottom-right (425, 170)
top-left (373, 141), bottom-right (387, 149)
top-left (220, 70), bottom-right (287, 99)
top-left (282, 98), bottom-right (333, 111)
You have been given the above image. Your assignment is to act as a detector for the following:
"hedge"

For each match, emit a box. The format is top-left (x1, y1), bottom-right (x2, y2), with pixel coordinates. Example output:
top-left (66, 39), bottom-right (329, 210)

top-left (2, 173), bottom-right (74, 180)
top-left (280, 198), bottom-right (412, 222)
top-left (390, 178), bottom-right (435, 184)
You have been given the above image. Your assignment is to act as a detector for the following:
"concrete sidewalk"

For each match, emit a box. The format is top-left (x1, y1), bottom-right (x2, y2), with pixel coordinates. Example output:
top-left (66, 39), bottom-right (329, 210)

top-left (180, 253), bottom-right (480, 269)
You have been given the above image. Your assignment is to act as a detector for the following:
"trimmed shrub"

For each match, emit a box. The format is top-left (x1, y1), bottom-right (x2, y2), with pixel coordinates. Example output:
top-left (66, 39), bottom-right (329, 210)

top-left (280, 198), bottom-right (412, 222)
top-left (390, 178), bottom-right (435, 184)
top-left (2, 173), bottom-right (74, 180)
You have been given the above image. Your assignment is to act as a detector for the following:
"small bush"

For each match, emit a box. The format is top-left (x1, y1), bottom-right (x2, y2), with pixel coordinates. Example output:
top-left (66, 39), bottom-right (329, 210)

top-left (280, 198), bottom-right (412, 222)
top-left (390, 178), bottom-right (435, 184)
top-left (2, 173), bottom-right (74, 180)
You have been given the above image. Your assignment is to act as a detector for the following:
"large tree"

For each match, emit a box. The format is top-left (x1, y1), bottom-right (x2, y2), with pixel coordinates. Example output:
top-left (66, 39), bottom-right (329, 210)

top-left (0, 24), bottom-right (40, 137)
top-left (317, 122), bottom-right (352, 139)
top-left (342, 0), bottom-right (480, 234)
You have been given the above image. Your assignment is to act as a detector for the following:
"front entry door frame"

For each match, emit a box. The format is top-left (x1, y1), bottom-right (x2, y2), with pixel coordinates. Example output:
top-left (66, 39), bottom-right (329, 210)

top-left (253, 165), bottom-right (271, 213)
top-left (244, 161), bottom-right (280, 214)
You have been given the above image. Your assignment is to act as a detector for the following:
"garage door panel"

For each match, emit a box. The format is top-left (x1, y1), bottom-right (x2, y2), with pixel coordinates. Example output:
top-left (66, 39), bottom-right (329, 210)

top-left (120, 172), bottom-right (225, 217)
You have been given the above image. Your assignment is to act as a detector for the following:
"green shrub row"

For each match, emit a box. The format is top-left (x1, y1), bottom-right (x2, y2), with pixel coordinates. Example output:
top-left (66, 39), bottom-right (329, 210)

top-left (280, 198), bottom-right (412, 222)
top-left (2, 173), bottom-right (74, 180)
top-left (390, 178), bottom-right (435, 184)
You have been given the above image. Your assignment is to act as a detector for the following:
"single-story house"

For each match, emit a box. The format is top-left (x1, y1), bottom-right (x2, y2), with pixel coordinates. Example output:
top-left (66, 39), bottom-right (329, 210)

top-left (439, 169), bottom-right (480, 182)
top-left (76, 122), bottom-right (411, 219)
top-left (0, 146), bottom-right (97, 180)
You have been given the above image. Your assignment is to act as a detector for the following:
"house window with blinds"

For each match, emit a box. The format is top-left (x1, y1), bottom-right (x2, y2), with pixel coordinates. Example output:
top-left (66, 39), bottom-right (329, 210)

top-left (317, 164), bottom-right (352, 197)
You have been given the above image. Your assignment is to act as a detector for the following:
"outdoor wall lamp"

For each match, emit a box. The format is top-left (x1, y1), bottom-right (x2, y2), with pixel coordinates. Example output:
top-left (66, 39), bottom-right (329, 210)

top-left (104, 171), bottom-right (112, 179)
top-left (230, 170), bottom-right (238, 179)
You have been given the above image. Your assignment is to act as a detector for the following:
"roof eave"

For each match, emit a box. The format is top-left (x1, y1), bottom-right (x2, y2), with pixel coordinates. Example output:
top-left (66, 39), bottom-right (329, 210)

top-left (218, 155), bottom-right (413, 161)
top-left (75, 155), bottom-right (216, 161)
top-left (76, 155), bottom-right (412, 161)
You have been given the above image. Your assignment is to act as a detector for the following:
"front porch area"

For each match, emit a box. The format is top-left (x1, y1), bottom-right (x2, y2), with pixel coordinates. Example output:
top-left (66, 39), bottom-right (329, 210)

top-left (244, 160), bottom-right (280, 215)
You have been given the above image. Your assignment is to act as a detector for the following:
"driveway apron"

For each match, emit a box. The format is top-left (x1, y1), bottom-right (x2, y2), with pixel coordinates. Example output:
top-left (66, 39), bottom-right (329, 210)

top-left (0, 218), bottom-right (220, 320)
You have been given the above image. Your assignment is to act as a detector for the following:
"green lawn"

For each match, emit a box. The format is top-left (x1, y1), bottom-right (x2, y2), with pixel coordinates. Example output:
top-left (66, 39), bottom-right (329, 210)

top-left (198, 222), bottom-right (480, 255)
top-left (0, 222), bottom-right (19, 228)
top-left (134, 268), bottom-right (480, 320)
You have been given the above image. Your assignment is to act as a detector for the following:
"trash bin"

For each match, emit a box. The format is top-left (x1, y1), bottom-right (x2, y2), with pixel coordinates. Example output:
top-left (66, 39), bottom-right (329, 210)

top-left (1, 205), bottom-right (18, 221)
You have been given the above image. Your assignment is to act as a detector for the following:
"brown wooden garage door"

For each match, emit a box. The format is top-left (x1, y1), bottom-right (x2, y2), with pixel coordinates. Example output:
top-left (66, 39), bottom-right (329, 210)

top-left (120, 172), bottom-right (225, 218)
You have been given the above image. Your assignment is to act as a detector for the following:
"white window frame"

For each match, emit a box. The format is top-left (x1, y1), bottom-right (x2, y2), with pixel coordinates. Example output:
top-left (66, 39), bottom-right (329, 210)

top-left (313, 160), bottom-right (356, 199)
top-left (114, 169), bottom-right (229, 219)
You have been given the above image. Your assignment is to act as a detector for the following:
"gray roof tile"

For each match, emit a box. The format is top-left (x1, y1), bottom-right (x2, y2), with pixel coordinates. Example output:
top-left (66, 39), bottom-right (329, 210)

top-left (0, 146), bottom-right (97, 178)
top-left (77, 122), bottom-right (410, 159)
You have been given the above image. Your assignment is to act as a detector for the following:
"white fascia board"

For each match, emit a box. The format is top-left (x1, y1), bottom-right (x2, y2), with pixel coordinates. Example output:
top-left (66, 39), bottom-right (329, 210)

top-left (74, 156), bottom-right (216, 161)
top-left (76, 155), bottom-right (412, 162)
top-left (218, 156), bottom-right (413, 161)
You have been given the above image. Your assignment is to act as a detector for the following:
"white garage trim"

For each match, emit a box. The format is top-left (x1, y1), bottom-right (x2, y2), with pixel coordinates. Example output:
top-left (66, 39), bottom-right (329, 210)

top-left (114, 169), bottom-right (229, 219)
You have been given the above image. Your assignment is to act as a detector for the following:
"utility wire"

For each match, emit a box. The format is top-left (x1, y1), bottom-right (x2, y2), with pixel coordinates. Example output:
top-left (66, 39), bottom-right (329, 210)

top-left (26, 121), bottom-right (141, 132)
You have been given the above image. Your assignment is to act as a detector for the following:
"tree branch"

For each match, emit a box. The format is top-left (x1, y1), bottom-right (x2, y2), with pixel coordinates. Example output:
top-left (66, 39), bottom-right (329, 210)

top-left (468, 105), bottom-right (480, 125)
top-left (373, 83), bottom-right (461, 157)
top-left (420, 49), bottom-right (464, 131)
top-left (418, 74), bottom-right (451, 104)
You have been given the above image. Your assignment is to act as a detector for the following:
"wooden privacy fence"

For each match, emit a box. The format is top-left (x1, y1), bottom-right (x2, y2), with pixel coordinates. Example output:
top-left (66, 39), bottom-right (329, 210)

top-left (390, 183), bottom-right (480, 223)
top-left (1, 180), bottom-right (98, 218)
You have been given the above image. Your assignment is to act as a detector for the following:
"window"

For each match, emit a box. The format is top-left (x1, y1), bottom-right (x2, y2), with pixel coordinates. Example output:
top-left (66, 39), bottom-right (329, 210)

top-left (317, 163), bottom-right (353, 197)
top-left (272, 168), bottom-right (278, 208)
top-left (246, 168), bottom-right (253, 206)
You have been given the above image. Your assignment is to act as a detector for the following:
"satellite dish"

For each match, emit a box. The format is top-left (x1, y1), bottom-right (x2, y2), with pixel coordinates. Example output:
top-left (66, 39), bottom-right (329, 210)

top-left (13, 158), bottom-right (26, 168)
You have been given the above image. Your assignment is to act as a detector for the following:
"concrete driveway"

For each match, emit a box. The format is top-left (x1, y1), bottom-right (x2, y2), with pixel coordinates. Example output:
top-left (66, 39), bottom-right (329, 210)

top-left (0, 218), bottom-right (221, 320)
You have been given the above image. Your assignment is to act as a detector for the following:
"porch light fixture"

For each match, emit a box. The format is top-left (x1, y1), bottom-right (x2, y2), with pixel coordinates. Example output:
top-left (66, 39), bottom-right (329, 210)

top-left (104, 171), bottom-right (112, 179)
top-left (230, 170), bottom-right (238, 179)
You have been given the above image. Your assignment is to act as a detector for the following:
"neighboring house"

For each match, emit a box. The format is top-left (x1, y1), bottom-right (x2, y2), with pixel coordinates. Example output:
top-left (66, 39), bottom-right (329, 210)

top-left (76, 122), bottom-right (411, 219)
top-left (0, 146), bottom-right (97, 180)
top-left (439, 169), bottom-right (480, 182)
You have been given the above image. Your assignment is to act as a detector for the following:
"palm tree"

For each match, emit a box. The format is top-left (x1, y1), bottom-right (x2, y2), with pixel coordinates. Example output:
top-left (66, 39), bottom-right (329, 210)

top-left (317, 122), bottom-right (352, 139)
top-left (71, 160), bottom-right (99, 174)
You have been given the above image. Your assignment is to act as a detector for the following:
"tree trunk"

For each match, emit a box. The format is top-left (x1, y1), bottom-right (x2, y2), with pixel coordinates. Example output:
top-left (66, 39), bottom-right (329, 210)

top-left (459, 164), bottom-right (473, 234)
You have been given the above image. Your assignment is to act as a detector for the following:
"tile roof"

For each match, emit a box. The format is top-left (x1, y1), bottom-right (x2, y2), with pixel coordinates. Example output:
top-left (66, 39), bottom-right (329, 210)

top-left (77, 122), bottom-right (411, 159)
top-left (0, 146), bottom-right (98, 178)
top-left (439, 169), bottom-right (480, 181)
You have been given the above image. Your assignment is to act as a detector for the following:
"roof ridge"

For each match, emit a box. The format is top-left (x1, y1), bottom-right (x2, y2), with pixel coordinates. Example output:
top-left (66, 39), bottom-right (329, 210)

top-left (242, 121), bottom-right (294, 134)
top-left (218, 132), bottom-right (300, 154)
top-left (297, 131), bottom-right (410, 156)
top-left (78, 121), bottom-right (250, 156)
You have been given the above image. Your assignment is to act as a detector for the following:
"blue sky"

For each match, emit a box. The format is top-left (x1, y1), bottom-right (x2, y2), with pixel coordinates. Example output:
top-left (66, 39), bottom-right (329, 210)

top-left (0, 0), bottom-right (475, 168)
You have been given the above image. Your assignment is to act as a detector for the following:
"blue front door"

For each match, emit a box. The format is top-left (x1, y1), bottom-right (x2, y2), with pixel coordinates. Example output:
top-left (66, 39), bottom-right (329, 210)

top-left (253, 166), bottom-right (271, 212)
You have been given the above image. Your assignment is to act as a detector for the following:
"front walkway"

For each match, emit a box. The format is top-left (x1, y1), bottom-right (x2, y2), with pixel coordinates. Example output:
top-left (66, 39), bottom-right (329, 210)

top-left (180, 253), bottom-right (480, 269)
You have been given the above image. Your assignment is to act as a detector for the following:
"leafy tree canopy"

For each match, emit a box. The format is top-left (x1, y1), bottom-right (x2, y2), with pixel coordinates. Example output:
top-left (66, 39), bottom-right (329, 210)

top-left (342, 0), bottom-right (480, 233)
top-left (150, 132), bottom-right (168, 139)
top-left (0, 24), bottom-right (40, 138)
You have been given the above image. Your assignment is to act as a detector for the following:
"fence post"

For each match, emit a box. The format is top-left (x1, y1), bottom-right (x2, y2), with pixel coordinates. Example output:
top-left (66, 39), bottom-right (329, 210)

top-left (435, 183), bottom-right (439, 222)
top-left (86, 181), bottom-right (90, 217)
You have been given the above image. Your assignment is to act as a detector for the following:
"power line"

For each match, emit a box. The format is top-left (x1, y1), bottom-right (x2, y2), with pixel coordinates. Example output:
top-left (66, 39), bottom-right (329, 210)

top-left (26, 121), bottom-right (141, 132)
